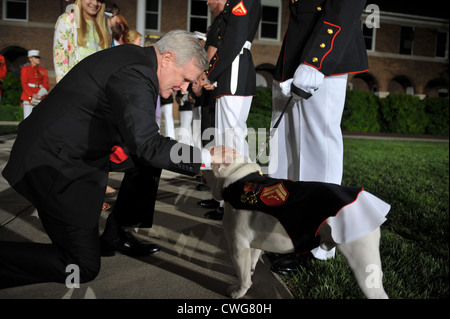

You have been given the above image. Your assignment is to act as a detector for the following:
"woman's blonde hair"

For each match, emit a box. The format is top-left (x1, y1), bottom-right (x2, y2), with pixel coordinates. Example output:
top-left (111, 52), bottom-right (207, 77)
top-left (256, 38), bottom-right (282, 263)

top-left (75, 0), bottom-right (111, 49)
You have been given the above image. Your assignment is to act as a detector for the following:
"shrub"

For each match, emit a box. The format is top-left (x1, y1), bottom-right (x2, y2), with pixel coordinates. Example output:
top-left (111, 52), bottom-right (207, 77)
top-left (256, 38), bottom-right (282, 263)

top-left (378, 93), bottom-right (428, 134)
top-left (425, 97), bottom-right (449, 135)
top-left (0, 104), bottom-right (23, 121)
top-left (0, 72), bottom-right (22, 107)
top-left (342, 90), bottom-right (380, 132)
top-left (248, 87), bottom-right (272, 130)
top-left (247, 88), bottom-right (448, 136)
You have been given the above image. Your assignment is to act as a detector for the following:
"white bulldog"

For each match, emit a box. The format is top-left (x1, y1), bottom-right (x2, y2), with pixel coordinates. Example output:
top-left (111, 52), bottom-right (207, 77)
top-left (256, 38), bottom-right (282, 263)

top-left (202, 155), bottom-right (390, 299)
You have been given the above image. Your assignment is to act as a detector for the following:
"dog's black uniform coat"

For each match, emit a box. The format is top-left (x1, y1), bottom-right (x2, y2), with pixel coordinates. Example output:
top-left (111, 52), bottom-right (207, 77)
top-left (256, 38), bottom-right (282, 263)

top-left (222, 173), bottom-right (363, 252)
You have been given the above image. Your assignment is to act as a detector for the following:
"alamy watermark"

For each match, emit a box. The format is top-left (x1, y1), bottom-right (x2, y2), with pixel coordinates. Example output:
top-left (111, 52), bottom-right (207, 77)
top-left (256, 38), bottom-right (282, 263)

top-left (365, 264), bottom-right (383, 289)
top-left (65, 264), bottom-right (80, 288)
top-left (365, 4), bottom-right (380, 29)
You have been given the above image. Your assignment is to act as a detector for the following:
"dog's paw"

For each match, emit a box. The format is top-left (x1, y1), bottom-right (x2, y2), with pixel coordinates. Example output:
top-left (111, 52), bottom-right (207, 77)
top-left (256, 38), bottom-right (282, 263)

top-left (227, 284), bottom-right (249, 299)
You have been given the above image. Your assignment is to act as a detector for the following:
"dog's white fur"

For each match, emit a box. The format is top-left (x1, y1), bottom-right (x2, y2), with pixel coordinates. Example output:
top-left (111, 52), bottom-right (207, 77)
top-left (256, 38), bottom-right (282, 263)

top-left (202, 156), bottom-right (388, 299)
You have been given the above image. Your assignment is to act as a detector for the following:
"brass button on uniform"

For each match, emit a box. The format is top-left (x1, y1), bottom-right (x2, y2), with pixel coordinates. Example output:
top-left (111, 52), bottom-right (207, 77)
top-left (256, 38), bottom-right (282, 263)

top-left (320, 43), bottom-right (326, 48)
top-left (312, 57), bottom-right (318, 63)
top-left (317, 6), bottom-right (322, 11)
top-left (327, 29), bottom-right (333, 34)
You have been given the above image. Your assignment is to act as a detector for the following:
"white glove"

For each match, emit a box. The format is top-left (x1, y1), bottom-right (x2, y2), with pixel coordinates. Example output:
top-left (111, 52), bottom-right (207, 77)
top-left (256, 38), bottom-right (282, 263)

top-left (279, 79), bottom-right (294, 98)
top-left (292, 63), bottom-right (324, 96)
top-left (278, 64), bottom-right (324, 100)
top-left (30, 88), bottom-right (48, 106)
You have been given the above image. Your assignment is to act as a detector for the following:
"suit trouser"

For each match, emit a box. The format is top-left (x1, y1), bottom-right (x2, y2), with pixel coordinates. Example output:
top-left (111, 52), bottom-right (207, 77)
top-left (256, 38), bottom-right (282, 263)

top-left (0, 166), bottom-right (161, 289)
top-left (102, 165), bottom-right (162, 241)
top-left (268, 75), bottom-right (348, 259)
top-left (200, 90), bottom-right (216, 148)
top-left (0, 214), bottom-right (100, 289)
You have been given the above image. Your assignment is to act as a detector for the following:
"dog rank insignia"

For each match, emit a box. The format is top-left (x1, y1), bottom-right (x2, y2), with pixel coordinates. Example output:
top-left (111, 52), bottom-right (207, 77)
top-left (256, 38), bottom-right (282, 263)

top-left (260, 182), bottom-right (289, 207)
top-left (241, 182), bottom-right (262, 205)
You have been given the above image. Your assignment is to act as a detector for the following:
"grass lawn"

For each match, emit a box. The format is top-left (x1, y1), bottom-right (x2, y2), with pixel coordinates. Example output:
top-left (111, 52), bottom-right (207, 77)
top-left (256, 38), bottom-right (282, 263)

top-left (280, 138), bottom-right (449, 299)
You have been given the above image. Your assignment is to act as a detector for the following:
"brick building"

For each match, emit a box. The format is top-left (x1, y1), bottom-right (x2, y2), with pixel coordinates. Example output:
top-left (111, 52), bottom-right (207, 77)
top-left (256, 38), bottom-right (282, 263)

top-left (0, 0), bottom-right (448, 98)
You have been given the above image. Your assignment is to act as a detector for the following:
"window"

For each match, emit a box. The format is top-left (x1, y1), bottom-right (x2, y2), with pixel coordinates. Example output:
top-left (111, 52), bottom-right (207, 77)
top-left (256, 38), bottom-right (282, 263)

top-left (188, 0), bottom-right (209, 33)
top-left (259, 0), bottom-right (281, 41)
top-left (362, 21), bottom-right (375, 51)
top-left (3, 0), bottom-right (28, 21)
top-left (145, 0), bottom-right (160, 31)
top-left (435, 31), bottom-right (448, 58)
top-left (399, 26), bottom-right (414, 55)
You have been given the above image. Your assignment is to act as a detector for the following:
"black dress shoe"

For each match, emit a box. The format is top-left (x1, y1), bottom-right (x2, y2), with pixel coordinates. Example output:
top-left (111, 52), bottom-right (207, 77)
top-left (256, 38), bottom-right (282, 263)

top-left (101, 231), bottom-right (160, 257)
top-left (204, 207), bottom-right (224, 220)
top-left (270, 253), bottom-right (313, 275)
top-left (197, 198), bottom-right (220, 209)
top-left (195, 183), bottom-right (211, 191)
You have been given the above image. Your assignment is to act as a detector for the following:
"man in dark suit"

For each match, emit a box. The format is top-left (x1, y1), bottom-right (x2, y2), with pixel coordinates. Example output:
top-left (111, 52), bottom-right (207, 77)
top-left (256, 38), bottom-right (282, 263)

top-left (0, 30), bottom-right (233, 288)
top-left (268, 0), bottom-right (369, 273)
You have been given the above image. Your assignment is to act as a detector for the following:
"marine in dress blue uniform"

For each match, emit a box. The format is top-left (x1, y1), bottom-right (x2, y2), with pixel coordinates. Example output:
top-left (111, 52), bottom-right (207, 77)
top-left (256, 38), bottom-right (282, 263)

top-left (201, 0), bottom-right (262, 220)
top-left (268, 0), bottom-right (369, 263)
top-left (205, 0), bottom-right (262, 156)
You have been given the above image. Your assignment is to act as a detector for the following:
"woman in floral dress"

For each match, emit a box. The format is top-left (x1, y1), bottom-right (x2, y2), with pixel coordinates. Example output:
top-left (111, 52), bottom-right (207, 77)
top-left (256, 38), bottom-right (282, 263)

top-left (53, 0), bottom-right (111, 83)
top-left (53, 0), bottom-right (112, 210)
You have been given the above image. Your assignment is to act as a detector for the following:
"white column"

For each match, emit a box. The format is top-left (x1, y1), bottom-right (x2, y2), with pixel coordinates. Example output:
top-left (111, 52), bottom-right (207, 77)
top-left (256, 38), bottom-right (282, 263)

top-left (136, 0), bottom-right (146, 46)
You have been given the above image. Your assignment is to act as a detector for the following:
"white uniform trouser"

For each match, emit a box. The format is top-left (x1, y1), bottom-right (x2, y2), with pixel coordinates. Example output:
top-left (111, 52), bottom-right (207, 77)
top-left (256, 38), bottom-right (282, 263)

top-left (160, 103), bottom-right (175, 139)
top-left (23, 101), bottom-right (33, 119)
top-left (192, 106), bottom-right (202, 149)
top-left (268, 74), bottom-right (348, 259)
top-left (178, 110), bottom-right (193, 145)
top-left (215, 95), bottom-right (252, 157)
top-left (214, 95), bottom-right (252, 209)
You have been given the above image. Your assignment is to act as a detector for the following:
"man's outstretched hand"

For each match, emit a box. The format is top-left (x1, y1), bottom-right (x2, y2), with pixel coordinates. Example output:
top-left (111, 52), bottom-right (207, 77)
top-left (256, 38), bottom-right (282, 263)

top-left (209, 146), bottom-right (237, 166)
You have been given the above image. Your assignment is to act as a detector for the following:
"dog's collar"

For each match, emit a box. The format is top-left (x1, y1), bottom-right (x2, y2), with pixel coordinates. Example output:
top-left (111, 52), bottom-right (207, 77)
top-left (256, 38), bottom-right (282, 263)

top-left (221, 164), bottom-right (263, 190)
top-left (222, 171), bottom-right (266, 199)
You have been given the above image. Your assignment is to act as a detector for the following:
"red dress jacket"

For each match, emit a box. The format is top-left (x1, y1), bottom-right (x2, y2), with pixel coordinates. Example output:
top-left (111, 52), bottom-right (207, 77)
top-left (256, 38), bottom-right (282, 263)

top-left (20, 64), bottom-right (49, 102)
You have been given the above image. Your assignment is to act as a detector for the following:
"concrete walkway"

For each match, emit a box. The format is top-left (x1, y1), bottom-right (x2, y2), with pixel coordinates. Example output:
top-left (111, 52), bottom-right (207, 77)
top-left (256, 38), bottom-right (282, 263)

top-left (0, 133), bottom-right (293, 300)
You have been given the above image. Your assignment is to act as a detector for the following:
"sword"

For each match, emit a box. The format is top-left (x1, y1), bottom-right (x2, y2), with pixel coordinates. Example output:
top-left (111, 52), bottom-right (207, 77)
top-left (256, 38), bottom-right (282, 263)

top-left (253, 95), bottom-right (293, 163)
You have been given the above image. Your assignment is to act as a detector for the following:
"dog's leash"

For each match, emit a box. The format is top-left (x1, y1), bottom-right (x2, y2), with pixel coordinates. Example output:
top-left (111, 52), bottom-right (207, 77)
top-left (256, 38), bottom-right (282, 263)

top-left (253, 95), bottom-right (293, 163)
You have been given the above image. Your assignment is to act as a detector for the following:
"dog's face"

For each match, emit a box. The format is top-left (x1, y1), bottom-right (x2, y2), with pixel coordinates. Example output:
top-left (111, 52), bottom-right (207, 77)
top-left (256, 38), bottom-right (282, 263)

top-left (202, 155), bottom-right (262, 201)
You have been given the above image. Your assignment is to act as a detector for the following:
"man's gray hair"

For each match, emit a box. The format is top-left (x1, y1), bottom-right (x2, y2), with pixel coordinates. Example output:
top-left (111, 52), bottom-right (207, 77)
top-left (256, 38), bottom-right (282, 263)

top-left (155, 30), bottom-right (208, 71)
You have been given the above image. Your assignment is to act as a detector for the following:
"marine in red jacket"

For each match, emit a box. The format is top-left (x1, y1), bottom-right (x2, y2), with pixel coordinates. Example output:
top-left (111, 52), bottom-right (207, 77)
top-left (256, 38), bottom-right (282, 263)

top-left (20, 50), bottom-right (49, 118)
top-left (0, 54), bottom-right (7, 100)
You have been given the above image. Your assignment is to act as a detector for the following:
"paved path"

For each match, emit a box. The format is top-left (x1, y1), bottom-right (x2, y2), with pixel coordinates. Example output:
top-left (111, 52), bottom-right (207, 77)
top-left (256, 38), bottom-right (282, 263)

top-left (0, 133), bottom-right (292, 299)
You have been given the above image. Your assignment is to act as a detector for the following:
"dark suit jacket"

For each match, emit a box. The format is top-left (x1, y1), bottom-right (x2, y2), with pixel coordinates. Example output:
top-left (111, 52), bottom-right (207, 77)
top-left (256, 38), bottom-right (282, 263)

top-left (274, 0), bottom-right (369, 81)
top-left (2, 45), bottom-right (201, 228)
top-left (206, 0), bottom-right (261, 97)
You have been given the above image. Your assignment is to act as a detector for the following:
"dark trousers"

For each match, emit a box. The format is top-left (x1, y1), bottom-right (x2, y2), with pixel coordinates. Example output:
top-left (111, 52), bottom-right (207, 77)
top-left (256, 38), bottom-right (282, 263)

top-left (0, 166), bottom-right (161, 289)
top-left (200, 89), bottom-right (216, 148)
top-left (0, 213), bottom-right (100, 289)
top-left (102, 165), bottom-right (161, 240)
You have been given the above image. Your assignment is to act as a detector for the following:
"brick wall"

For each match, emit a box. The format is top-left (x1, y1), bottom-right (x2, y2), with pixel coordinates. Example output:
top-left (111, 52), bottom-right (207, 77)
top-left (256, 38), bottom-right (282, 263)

top-left (0, 0), bottom-right (448, 97)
